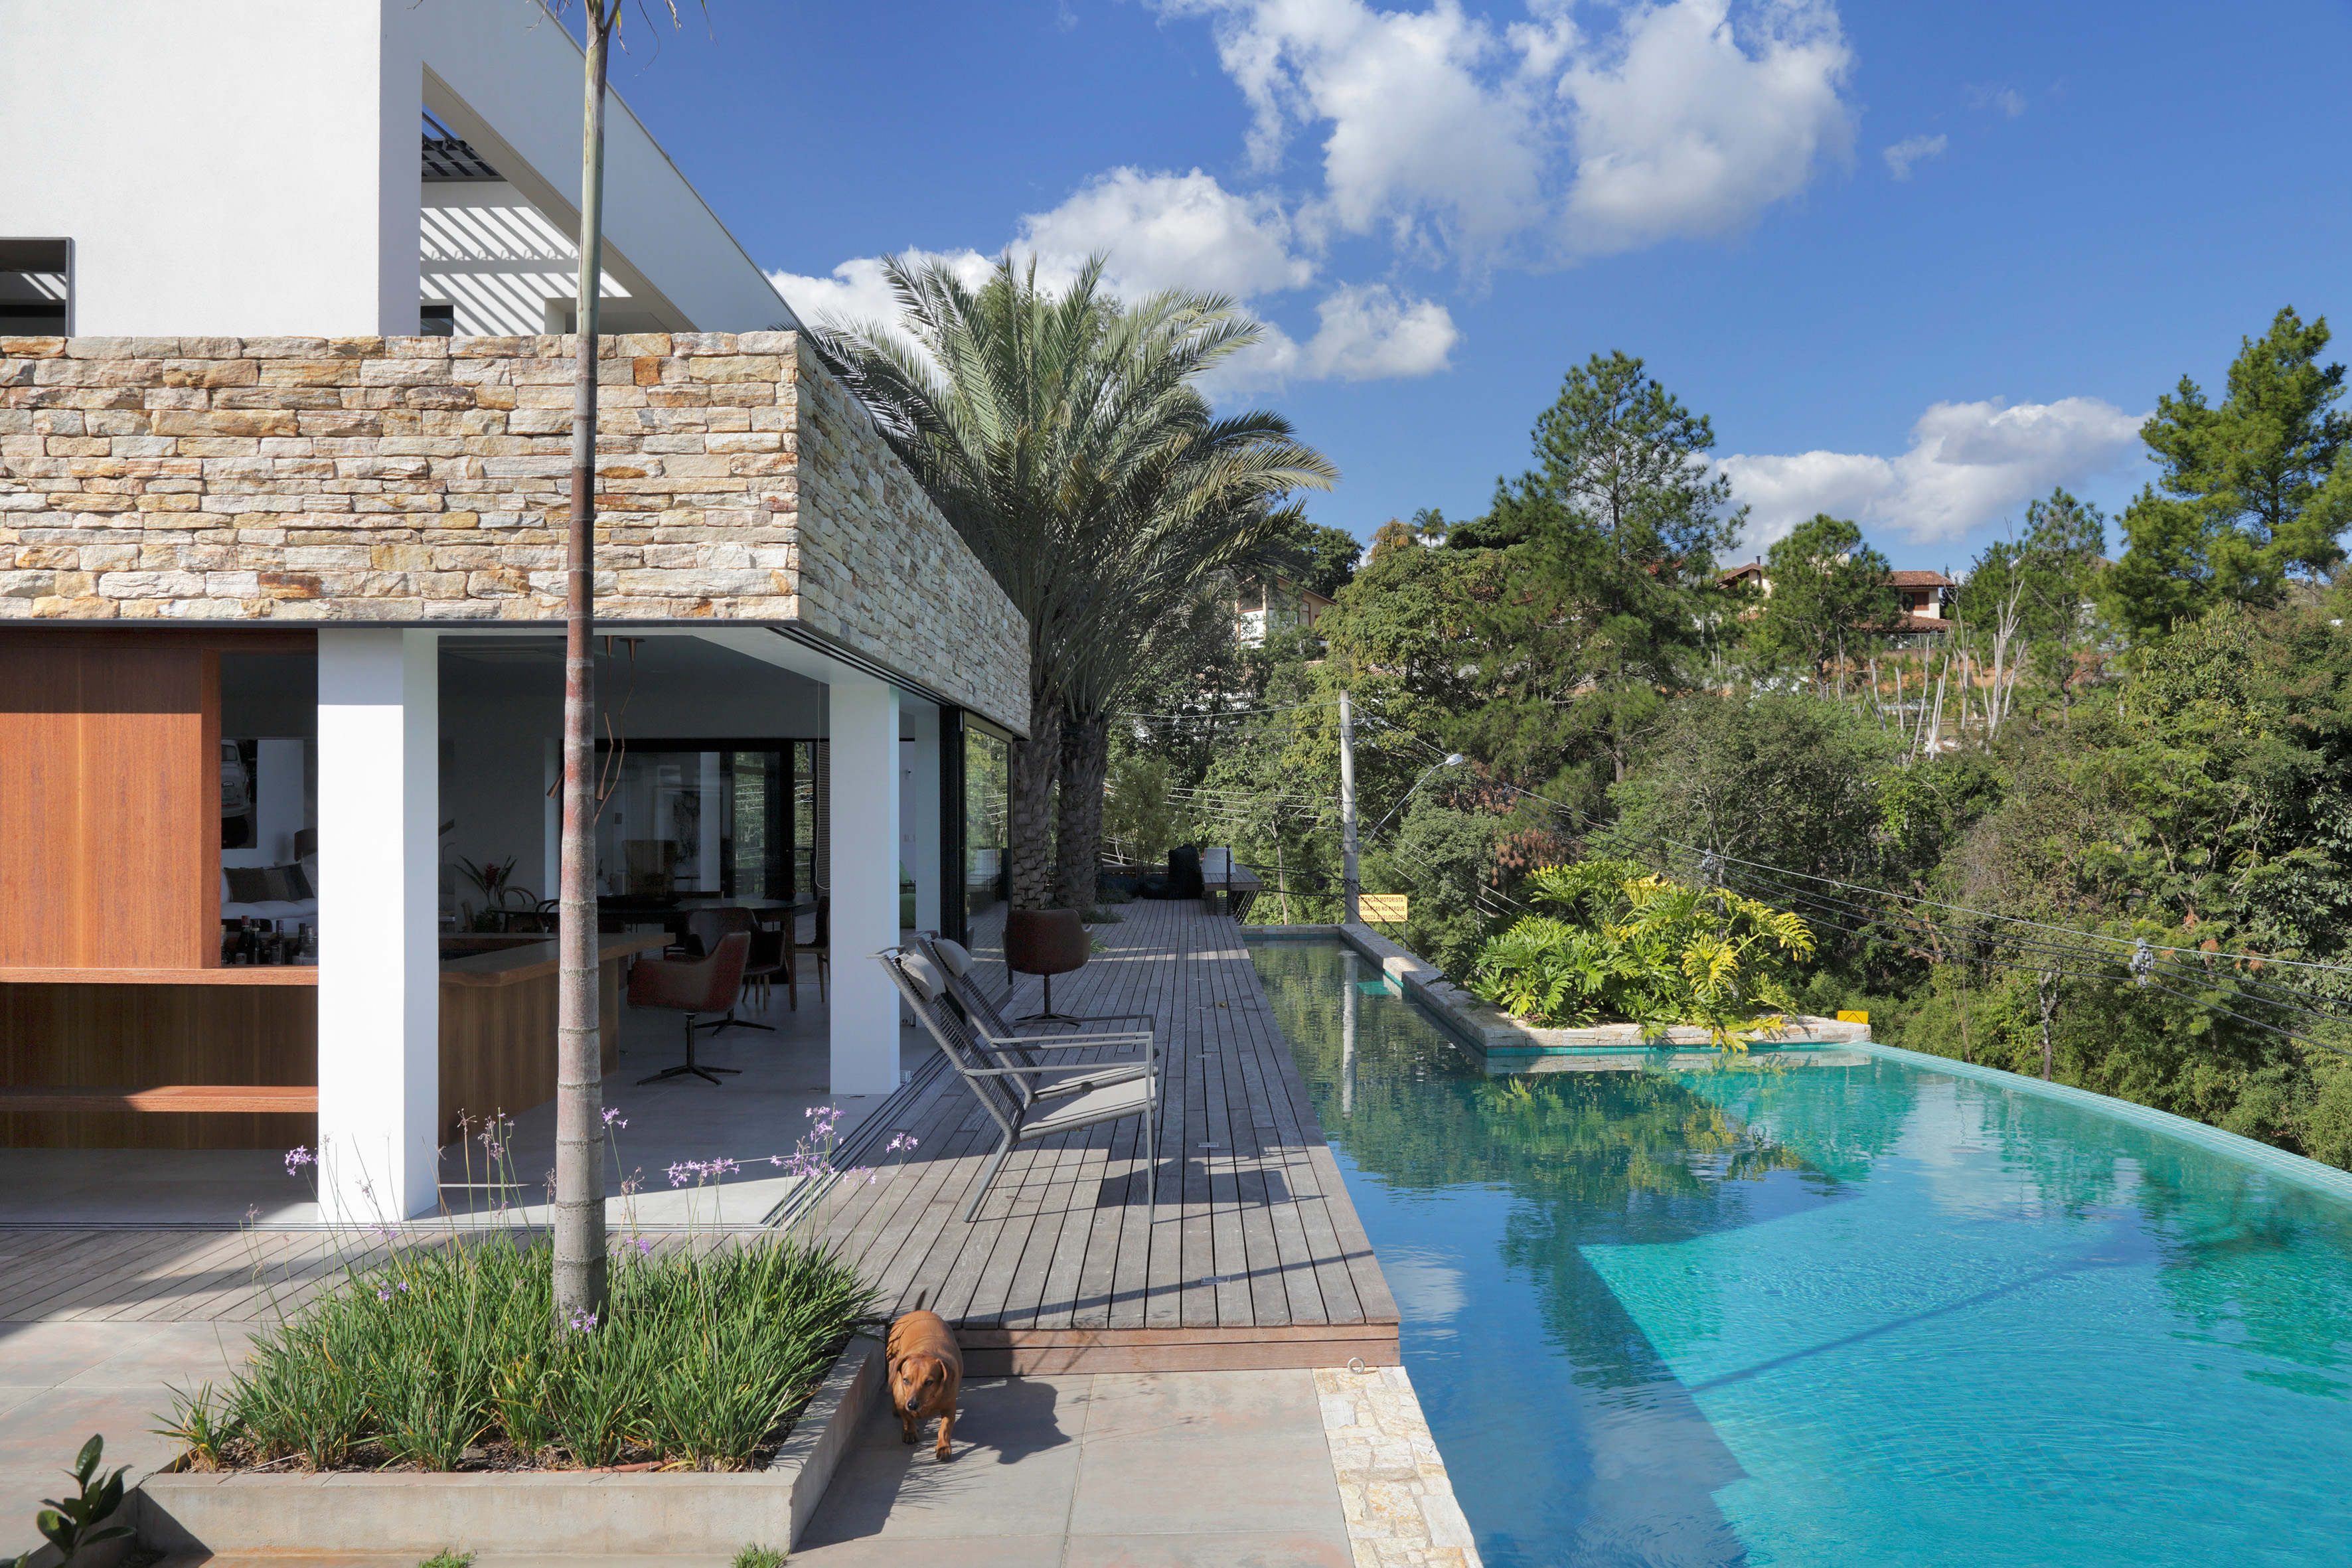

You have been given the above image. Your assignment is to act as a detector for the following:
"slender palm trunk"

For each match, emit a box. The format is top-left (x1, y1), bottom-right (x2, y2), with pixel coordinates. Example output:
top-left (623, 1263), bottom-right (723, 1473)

top-left (554, 13), bottom-right (612, 1327)
top-left (1054, 710), bottom-right (1111, 912)
top-left (1007, 680), bottom-right (1061, 909)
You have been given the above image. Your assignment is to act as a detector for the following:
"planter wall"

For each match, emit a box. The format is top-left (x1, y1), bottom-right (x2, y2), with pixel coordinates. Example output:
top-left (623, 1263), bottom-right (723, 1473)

top-left (134, 1332), bottom-right (883, 1559)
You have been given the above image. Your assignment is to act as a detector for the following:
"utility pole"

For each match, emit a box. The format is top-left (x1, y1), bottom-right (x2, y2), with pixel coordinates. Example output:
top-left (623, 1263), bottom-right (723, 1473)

top-left (1338, 690), bottom-right (1359, 924)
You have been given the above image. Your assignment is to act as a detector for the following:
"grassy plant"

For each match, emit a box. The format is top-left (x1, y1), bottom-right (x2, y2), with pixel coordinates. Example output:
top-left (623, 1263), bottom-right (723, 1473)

top-left (731, 1546), bottom-right (787, 1568)
top-left (167, 1233), bottom-right (874, 1472)
top-left (416, 1552), bottom-right (475, 1568)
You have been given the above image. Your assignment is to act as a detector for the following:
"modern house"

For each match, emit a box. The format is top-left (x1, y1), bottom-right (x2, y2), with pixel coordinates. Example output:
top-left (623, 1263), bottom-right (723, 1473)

top-left (0, 1), bottom-right (1030, 1223)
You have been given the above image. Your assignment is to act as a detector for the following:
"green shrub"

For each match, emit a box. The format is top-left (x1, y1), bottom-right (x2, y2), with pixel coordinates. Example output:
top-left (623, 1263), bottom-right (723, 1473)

top-left (731, 1547), bottom-right (787, 1568)
top-left (1468, 859), bottom-right (1816, 1042)
top-left (165, 1234), bottom-right (874, 1473)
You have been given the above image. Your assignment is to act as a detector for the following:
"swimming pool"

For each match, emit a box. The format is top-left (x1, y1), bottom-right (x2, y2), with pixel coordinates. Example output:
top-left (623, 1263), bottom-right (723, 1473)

top-left (1251, 938), bottom-right (2352, 1568)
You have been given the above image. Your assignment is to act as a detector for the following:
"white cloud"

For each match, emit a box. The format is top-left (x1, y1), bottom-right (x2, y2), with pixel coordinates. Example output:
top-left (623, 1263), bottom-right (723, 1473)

top-left (1213, 281), bottom-right (1460, 394)
top-left (1167, 0), bottom-right (1856, 264)
top-left (1883, 133), bottom-right (1946, 181)
top-left (767, 248), bottom-right (995, 337)
top-left (1971, 83), bottom-right (2027, 118)
top-left (1719, 396), bottom-right (2146, 548)
top-left (1557, 0), bottom-right (1856, 254)
top-left (1017, 167), bottom-right (1314, 298)
top-left (769, 168), bottom-right (1459, 392)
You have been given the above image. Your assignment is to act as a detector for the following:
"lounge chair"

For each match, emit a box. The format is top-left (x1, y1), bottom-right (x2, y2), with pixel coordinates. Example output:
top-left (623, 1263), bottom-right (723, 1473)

top-left (877, 947), bottom-right (1158, 1222)
top-left (914, 932), bottom-right (1150, 1099)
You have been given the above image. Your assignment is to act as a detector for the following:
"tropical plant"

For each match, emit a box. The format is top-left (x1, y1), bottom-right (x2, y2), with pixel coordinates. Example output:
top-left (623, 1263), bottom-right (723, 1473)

top-left (8, 1435), bottom-right (131, 1568)
top-left (816, 253), bottom-right (1333, 909)
top-left (1469, 860), bottom-right (1816, 1043)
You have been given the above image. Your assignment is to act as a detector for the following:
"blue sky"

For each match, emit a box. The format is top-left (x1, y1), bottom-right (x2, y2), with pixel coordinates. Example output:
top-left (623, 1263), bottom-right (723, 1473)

top-left (593, 0), bottom-right (2352, 572)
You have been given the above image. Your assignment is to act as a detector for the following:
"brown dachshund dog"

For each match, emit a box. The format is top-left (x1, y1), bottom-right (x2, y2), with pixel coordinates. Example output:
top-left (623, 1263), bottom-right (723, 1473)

top-left (886, 1307), bottom-right (963, 1461)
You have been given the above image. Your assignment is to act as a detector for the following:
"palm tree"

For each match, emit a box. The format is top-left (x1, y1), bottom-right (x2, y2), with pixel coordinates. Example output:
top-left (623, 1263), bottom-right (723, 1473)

top-left (818, 254), bottom-right (1334, 909)
top-left (551, 0), bottom-right (701, 1330)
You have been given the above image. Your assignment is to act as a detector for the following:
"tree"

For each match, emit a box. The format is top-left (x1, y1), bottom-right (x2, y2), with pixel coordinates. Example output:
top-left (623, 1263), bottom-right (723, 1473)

top-left (1597, 692), bottom-right (1901, 886)
top-left (1957, 488), bottom-right (2108, 729)
top-left (1261, 516), bottom-right (1362, 597)
top-left (553, 0), bottom-right (702, 1334)
top-left (1745, 514), bottom-right (1898, 685)
top-left (2107, 307), bottom-right (2352, 637)
top-left (818, 254), bottom-right (1330, 909)
top-left (1442, 353), bottom-right (1745, 791)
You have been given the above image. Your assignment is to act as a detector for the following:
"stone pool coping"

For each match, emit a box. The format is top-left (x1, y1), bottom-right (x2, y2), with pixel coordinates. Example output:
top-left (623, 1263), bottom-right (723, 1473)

top-left (133, 1330), bottom-right (885, 1559)
top-left (1247, 921), bottom-right (1869, 1057)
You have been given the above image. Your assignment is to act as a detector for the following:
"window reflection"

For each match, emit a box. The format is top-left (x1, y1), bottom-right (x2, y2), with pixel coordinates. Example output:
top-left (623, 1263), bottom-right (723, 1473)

top-left (594, 746), bottom-right (803, 900)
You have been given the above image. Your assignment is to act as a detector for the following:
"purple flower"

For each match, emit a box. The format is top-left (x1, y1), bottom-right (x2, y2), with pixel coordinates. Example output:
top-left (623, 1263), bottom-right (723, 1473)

top-left (376, 1288), bottom-right (392, 1302)
top-left (634, 1237), bottom-right (655, 1258)
top-left (601, 1107), bottom-right (627, 1129)
top-left (566, 1308), bottom-right (598, 1334)
top-left (283, 1145), bottom-right (315, 1176)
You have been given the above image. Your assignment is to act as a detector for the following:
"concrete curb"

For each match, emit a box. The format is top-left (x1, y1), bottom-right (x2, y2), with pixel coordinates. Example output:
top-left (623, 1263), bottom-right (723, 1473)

top-left (133, 1332), bottom-right (886, 1559)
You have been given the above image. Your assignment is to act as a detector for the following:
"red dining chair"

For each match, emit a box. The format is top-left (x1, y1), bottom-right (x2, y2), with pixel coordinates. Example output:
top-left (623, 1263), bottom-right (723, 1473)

top-left (629, 931), bottom-right (751, 1086)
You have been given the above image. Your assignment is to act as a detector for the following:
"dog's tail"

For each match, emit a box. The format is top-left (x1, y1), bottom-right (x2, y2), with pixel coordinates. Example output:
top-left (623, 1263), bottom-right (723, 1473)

top-left (911, 1289), bottom-right (927, 1313)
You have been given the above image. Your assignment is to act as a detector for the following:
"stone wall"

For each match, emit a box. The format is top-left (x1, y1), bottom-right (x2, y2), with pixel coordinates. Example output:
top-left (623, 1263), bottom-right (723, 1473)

top-left (0, 331), bottom-right (1028, 730)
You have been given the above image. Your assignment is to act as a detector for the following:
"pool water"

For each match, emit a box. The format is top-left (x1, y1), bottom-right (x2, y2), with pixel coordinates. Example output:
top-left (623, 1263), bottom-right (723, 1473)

top-left (1252, 939), bottom-right (2352, 1568)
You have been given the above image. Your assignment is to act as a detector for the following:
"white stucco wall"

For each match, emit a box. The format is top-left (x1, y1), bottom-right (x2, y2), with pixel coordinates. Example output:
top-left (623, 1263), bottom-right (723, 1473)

top-left (0, 0), bottom-right (794, 338)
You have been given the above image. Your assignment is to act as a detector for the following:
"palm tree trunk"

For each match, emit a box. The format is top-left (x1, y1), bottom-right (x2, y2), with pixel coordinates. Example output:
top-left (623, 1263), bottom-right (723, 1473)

top-left (1055, 710), bottom-right (1111, 911)
top-left (554, 7), bottom-right (613, 1328)
top-left (1007, 681), bottom-right (1061, 909)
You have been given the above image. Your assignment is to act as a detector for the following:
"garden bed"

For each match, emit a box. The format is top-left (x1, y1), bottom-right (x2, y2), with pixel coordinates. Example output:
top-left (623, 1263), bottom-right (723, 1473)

top-left (161, 1231), bottom-right (876, 1476)
top-left (136, 1331), bottom-right (886, 1559)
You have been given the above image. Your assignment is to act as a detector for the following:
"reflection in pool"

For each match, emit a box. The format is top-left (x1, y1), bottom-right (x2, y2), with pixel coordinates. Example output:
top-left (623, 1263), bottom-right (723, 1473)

top-left (1254, 939), bottom-right (2352, 1568)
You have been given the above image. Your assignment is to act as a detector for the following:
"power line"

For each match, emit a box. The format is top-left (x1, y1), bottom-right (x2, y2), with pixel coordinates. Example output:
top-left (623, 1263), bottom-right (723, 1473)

top-left (1656, 834), bottom-right (2352, 979)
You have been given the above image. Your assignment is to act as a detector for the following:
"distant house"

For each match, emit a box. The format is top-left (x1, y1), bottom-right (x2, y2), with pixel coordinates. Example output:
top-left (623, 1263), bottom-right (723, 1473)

top-left (1890, 569), bottom-right (1955, 633)
top-left (1235, 576), bottom-right (1336, 647)
top-left (1716, 562), bottom-right (1954, 637)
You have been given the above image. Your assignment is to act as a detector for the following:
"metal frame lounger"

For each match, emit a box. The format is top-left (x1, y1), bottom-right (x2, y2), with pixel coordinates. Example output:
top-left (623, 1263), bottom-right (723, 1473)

top-left (914, 932), bottom-right (1150, 1099)
top-left (878, 947), bottom-right (1158, 1223)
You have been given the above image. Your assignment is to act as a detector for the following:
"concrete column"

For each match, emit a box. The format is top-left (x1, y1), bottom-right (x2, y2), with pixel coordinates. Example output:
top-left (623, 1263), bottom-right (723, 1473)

top-left (316, 629), bottom-right (441, 1222)
top-left (828, 680), bottom-right (902, 1095)
top-left (903, 702), bottom-right (942, 934)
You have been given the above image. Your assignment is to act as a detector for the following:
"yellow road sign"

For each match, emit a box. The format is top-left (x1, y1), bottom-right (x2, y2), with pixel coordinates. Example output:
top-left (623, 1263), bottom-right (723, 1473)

top-left (1358, 894), bottom-right (1409, 923)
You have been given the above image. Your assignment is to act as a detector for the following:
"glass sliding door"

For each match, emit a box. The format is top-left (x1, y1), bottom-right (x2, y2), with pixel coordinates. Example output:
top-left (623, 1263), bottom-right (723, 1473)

top-left (593, 740), bottom-right (813, 900)
top-left (951, 714), bottom-right (1013, 959)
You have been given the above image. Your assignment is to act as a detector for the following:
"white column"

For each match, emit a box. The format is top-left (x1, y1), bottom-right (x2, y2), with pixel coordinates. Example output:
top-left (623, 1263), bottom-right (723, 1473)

top-left (316, 629), bottom-right (441, 1222)
top-left (828, 679), bottom-right (902, 1095)
top-left (903, 702), bottom-right (942, 934)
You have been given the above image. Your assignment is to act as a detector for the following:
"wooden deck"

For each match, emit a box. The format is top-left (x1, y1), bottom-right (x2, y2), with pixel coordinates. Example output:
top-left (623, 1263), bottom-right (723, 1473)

top-left (0, 902), bottom-right (1398, 1375)
top-left (807, 898), bottom-right (1399, 1375)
